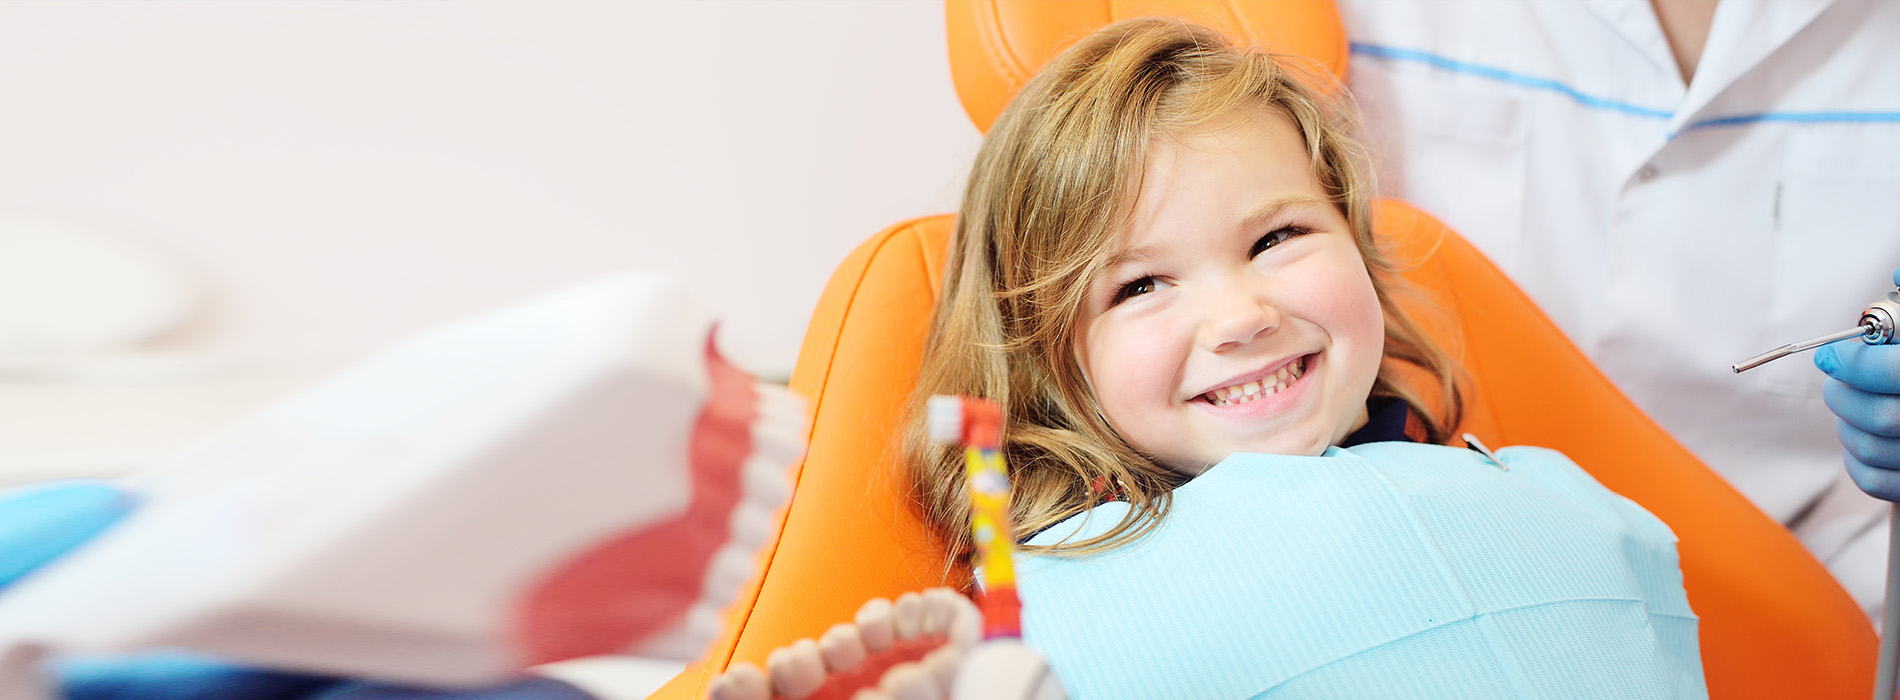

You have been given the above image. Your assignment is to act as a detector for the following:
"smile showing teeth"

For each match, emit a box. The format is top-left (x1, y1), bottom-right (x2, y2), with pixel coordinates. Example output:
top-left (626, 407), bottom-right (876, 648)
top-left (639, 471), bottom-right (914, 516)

top-left (1202, 356), bottom-right (1307, 407)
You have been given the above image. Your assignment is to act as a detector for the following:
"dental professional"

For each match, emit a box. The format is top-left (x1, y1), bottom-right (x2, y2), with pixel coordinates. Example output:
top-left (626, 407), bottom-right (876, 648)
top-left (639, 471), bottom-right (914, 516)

top-left (1336, 0), bottom-right (1900, 617)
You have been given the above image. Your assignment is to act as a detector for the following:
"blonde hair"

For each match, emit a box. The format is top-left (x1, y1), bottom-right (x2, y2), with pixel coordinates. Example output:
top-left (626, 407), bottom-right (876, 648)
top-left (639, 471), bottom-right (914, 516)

top-left (903, 18), bottom-right (1464, 565)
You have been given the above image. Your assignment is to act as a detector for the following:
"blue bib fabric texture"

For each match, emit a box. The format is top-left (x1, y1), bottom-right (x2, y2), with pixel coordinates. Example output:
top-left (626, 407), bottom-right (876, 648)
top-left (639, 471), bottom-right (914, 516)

top-left (1017, 442), bottom-right (1705, 700)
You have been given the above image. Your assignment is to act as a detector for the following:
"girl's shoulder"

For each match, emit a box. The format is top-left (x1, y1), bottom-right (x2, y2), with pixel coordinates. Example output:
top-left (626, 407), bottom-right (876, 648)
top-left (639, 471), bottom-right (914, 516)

top-left (1339, 442), bottom-right (1650, 524)
top-left (1332, 440), bottom-right (1574, 473)
top-left (1026, 442), bottom-right (1668, 550)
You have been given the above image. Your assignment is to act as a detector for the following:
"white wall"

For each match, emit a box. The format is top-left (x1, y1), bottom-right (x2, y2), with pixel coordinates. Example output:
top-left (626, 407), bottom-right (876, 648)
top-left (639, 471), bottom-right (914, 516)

top-left (0, 0), bottom-right (983, 381)
top-left (0, 9), bottom-right (972, 690)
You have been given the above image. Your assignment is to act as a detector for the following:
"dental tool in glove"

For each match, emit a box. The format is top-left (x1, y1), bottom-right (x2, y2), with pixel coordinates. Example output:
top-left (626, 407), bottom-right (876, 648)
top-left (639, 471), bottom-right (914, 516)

top-left (1731, 287), bottom-right (1899, 373)
top-left (927, 396), bottom-right (1068, 700)
top-left (1728, 284), bottom-right (1900, 700)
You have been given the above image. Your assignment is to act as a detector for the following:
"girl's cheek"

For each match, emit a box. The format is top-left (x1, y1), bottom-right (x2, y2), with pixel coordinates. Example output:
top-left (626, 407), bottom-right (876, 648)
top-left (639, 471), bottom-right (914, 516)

top-left (1302, 249), bottom-right (1385, 334)
top-left (1085, 316), bottom-right (1182, 407)
top-left (1326, 262), bottom-right (1389, 381)
top-left (1347, 266), bottom-right (1386, 337)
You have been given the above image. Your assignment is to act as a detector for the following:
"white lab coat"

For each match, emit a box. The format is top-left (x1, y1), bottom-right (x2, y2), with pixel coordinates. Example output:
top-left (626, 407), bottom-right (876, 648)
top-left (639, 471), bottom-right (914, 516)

top-left (1338, 0), bottom-right (1900, 617)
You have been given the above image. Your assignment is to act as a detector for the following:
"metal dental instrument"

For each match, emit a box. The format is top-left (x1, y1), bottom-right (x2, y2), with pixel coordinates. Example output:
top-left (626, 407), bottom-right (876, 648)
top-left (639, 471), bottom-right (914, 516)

top-left (1730, 289), bottom-right (1900, 373)
top-left (1729, 286), bottom-right (1900, 700)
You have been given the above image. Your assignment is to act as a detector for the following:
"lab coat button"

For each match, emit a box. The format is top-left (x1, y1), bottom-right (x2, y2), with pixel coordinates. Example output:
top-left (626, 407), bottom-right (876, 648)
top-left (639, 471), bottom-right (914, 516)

top-left (1636, 164), bottom-right (1659, 181)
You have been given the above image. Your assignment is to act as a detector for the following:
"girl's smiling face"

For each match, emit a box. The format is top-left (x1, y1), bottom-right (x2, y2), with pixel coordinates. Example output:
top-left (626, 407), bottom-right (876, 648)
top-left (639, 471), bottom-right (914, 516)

top-left (1074, 108), bottom-right (1385, 474)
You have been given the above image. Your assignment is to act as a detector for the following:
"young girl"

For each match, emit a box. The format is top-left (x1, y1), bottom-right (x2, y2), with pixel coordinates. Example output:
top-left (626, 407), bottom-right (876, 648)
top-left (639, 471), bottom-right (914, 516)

top-left (713, 17), bottom-right (1703, 700)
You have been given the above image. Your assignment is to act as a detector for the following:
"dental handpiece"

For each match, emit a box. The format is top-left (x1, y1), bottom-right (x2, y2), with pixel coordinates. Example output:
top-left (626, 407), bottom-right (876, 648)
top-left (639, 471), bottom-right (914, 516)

top-left (1728, 286), bottom-right (1900, 700)
top-left (1730, 289), bottom-right (1900, 373)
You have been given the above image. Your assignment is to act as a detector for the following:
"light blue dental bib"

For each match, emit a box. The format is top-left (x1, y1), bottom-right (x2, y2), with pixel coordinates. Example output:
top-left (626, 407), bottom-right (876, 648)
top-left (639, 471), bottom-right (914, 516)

top-left (1017, 442), bottom-right (1705, 700)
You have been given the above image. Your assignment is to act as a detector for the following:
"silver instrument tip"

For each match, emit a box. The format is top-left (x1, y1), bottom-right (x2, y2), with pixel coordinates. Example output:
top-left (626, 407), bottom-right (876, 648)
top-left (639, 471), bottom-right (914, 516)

top-left (1731, 323), bottom-right (1874, 373)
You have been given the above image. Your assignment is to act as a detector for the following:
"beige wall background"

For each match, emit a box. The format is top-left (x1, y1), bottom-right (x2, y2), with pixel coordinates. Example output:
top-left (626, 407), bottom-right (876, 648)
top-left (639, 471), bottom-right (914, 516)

top-left (0, 0), bottom-right (980, 377)
top-left (0, 0), bottom-right (982, 483)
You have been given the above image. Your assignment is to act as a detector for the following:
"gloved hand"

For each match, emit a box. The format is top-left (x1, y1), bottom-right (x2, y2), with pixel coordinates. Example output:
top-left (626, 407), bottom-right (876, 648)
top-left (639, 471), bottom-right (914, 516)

top-left (0, 482), bottom-right (594, 700)
top-left (1816, 265), bottom-right (1900, 501)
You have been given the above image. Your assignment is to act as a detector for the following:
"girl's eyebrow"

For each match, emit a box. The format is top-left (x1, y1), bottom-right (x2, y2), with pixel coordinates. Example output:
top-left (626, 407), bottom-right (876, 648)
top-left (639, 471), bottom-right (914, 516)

top-left (1237, 195), bottom-right (1328, 232)
top-left (1099, 246), bottom-right (1156, 272)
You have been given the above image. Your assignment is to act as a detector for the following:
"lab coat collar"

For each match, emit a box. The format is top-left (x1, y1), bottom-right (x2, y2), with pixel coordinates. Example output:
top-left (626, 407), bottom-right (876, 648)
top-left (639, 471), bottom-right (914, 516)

top-left (1583, 0), bottom-right (1837, 132)
top-left (1673, 0), bottom-right (1836, 132)
top-left (1582, 0), bottom-right (1679, 87)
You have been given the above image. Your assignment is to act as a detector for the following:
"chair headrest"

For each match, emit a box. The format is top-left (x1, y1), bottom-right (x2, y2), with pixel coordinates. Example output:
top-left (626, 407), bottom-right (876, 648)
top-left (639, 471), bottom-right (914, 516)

top-left (946, 0), bottom-right (1350, 134)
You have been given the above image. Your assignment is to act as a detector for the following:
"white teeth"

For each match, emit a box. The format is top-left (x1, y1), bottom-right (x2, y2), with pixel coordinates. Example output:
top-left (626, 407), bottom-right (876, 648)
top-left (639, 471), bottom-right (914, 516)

top-left (1203, 356), bottom-right (1307, 406)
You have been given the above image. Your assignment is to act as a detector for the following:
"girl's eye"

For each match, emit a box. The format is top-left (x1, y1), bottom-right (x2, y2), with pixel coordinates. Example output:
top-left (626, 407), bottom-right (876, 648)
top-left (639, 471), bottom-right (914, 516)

top-left (1111, 276), bottom-right (1163, 305)
top-left (1250, 225), bottom-right (1314, 258)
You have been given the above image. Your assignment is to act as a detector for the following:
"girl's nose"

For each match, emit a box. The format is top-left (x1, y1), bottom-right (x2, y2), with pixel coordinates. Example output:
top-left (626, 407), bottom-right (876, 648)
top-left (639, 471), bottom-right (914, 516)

top-left (1195, 283), bottom-right (1280, 351)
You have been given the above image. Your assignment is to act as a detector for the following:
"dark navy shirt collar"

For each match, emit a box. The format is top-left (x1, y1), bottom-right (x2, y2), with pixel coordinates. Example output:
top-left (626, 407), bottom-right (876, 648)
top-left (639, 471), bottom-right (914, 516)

top-left (1338, 397), bottom-right (1413, 447)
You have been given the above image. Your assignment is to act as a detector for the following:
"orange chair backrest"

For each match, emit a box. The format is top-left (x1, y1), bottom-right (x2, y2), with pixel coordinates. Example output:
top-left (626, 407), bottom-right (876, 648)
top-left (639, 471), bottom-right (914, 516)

top-left (648, 3), bottom-right (1875, 699)
top-left (947, 0), bottom-right (1350, 132)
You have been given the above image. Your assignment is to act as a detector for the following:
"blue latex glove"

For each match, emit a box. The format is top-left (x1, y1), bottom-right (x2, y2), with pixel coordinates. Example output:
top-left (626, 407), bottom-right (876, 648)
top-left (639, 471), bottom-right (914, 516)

top-left (0, 483), bottom-right (594, 700)
top-left (1816, 266), bottom-right (1900, 501)
top-left (56, 654), bottom-right (341, 700)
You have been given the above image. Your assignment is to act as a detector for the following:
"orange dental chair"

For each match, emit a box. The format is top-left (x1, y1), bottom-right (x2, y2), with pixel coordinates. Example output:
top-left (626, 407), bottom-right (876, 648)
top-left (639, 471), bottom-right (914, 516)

top-left (649, 2), bottom-right (1877, 698)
